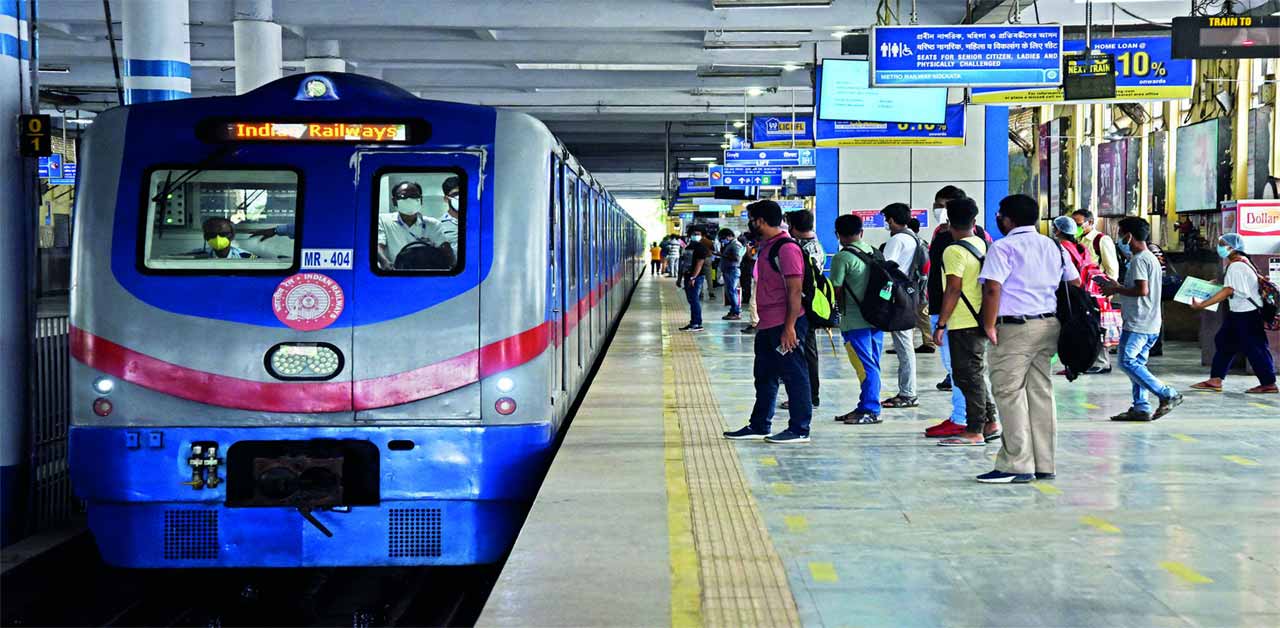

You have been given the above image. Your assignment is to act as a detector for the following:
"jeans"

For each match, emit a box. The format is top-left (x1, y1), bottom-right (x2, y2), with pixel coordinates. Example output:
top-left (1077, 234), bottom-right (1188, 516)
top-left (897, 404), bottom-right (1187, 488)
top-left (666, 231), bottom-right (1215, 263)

top-left (934, 315), bottom-right (966, 425)
top-left (948, 327), bottom-right (998, 433)
top-left (685, 276), bottom-right (704, 326)
top-left (887, 329), bottom-right (916, 398)
top-left (1210, 309), bottom-right (1277, 386)
top-left (1118, 331), bottom-right (1177, 414)
top-left (749, 318), bottom-right (813, 436)
top-left (842, 328), bottom-right (884, 415)
top-left (723, 268), bottom-right (741, 315)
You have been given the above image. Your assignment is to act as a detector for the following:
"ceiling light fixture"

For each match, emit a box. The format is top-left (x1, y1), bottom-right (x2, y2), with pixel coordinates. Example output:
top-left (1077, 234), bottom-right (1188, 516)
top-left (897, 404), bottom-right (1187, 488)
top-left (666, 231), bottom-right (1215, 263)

top-left (38, 65), bottom-right (71, 74)
top-left (831, 31), bottom-right (849, 38)
top-left (733, 120), bottom-right (746, 128)
top-left (690, 157), bottom-right (718, 162)
top-left (720, 143), bottom-right (731, 149)
top-left (746, 87), bottom-right (765, 97)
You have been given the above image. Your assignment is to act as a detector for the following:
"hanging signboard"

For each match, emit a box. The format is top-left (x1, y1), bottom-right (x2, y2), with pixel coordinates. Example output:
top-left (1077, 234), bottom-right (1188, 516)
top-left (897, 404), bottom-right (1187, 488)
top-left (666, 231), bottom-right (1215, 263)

top-left (709, 165), bottom-right (783, 187)
top-left (815, 103), bottom-right (966, 147)
top-left (751, 115), bottom-right (814, 148)
top-left (723, 148), bottom-right (816, 167)
top-left (1172, 15), bottom-right (1280, 60)
top-left (1063, 52), bottom-right (1117, 101)
top-left (972, 36), bottom-right (1193, 104)
top-left (870, 24), bottom-right (1063, 87)
top-left (677, 178), bottom-right (713, 195)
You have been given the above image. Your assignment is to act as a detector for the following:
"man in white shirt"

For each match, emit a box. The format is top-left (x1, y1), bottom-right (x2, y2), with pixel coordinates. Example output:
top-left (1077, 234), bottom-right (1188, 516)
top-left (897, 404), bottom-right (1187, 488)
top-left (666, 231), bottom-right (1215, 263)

top-left (377, 181), bottom-right (445, 270)
top-left (427, 176), bottom-right (462, 248)
top-left (879, 203), bottom-right (925, 408)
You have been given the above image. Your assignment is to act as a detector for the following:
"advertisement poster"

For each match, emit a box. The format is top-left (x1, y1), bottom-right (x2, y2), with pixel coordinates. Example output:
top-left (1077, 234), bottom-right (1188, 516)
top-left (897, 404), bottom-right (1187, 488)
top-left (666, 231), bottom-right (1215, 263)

top-left (1096, 140), bottom-right (1128, 217)
top-left (752, 115), bottom-right (814, 148)
top-left (972, 36), bottom-right (1194, 104)
top-left (849, 208), bottom-right (930, 230)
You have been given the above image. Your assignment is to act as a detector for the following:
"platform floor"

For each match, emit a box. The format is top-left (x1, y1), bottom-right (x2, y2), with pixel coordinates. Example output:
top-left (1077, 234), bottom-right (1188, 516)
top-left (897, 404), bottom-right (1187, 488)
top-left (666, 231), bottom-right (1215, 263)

top-left (480, 275), bottom-right (1280, 628)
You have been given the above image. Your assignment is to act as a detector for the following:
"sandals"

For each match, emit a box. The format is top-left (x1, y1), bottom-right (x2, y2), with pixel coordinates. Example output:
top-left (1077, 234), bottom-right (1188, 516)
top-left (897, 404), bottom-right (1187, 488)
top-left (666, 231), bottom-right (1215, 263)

top-left (1246, 385), bottom-right (1278, 394)
top-left (881, 395), bottom-right (919, 409)
top-left (1190, 380), bottom-right (1223, 392)
top-left (837, 410), bottom-right (882, 425)
top-left (938, 436), bottom-right (985, 447)
top-left (983, 429), bottom-right (1003, 442)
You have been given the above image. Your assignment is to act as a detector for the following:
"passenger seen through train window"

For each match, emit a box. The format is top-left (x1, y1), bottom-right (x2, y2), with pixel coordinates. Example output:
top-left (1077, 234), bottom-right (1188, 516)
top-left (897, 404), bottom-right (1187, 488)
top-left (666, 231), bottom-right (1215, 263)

top-left (375, 172), bottom-right (461, 272)
top-left (141, 168), bottom-right (299, 271)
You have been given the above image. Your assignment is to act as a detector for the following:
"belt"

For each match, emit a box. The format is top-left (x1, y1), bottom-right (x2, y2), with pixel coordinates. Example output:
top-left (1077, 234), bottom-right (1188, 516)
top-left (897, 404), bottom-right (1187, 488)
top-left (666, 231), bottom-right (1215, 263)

top-left (996, 312), bottom-right (1055, 325)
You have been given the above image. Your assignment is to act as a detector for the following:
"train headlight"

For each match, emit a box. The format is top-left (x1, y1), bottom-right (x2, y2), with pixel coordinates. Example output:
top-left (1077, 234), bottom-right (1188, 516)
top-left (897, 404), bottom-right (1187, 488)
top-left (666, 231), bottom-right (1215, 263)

top-left (92, 398), bottom-right (113, 417)
top-left (92, 377), bottom-right (115, 395)
top-left (496, 377), bottom-right (515, 393)
top-left (495, 397), bottom-right (517, 416)
top-left (266, 343), bottom-right (344, 380)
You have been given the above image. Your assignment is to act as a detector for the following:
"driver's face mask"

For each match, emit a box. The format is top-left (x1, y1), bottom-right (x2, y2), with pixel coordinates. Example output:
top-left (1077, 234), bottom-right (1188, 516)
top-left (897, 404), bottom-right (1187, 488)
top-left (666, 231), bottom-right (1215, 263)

top-left (396, 198), bottom-right (424, 214)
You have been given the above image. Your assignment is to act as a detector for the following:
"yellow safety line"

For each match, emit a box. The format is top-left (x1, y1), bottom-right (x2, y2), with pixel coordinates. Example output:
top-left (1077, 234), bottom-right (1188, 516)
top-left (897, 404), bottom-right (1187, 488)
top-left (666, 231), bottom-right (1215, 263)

top-left (1171, 433), bottom-right (1198, 443)
top-left (1080, 515), bottom-right (1121, 534)
top-left (661, 282), bottom-right (801, 627)
top-left (1081, 402), bottom-right (1101, 410)
top-left (1223, 455), bottom-right (1260, 467)
top-left (1159, 561), bottom-right (1214, 584)
top-left (1031, 482), bottom-right (1063, 496)
top-left (760, 456), bottom-right (779, 467)
top-left (660, 289), bottom-right (704, 628)
top-left (1248, 402), bottom-right (1273, 410)
top-left (771, 482), bottom-right (795, 496)
top-left (808, 562), bottom-right (839, 583)
top-left (784, 515), bottom-right (809, 533)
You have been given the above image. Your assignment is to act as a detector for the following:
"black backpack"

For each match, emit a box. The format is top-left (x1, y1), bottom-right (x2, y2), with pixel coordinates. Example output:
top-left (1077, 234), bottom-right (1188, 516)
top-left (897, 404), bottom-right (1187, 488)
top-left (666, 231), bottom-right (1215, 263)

top-left (843, 245), bottom-right (922, 332)
top-left (767, 238), bottom-right (839, 329)
top-left (1054, 253), bottom-right (1103, 382)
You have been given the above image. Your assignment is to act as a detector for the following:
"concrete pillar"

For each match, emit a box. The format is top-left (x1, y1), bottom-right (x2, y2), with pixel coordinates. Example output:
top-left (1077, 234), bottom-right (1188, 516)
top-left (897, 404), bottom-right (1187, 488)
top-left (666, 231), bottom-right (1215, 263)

top-left (304, 39), bottom-right (345, 73)
top-left (233, 0), bottom-right (281, 94)
top-left (121, 0), bottom-right (191, 104)
top-left (1, 0), bottom-right (34, 546)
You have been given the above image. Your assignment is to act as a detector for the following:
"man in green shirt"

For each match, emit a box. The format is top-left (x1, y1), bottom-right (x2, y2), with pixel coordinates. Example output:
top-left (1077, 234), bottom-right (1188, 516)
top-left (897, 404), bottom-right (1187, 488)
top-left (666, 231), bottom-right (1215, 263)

top-left (829, 214), bottom-right (884, 425)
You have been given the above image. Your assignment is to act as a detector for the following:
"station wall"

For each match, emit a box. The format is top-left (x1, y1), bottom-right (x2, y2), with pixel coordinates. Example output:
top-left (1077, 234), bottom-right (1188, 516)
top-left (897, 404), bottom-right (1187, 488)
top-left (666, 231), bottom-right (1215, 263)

top-left (814, 105), bottom-right (1010, 258)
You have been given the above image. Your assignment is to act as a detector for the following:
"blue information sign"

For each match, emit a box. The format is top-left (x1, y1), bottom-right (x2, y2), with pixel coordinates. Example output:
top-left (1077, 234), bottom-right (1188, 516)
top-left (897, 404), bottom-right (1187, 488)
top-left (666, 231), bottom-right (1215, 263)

top-left (38, 154), bottom-right (63, 178)
top-left (64, 162), bottom-right (76, 178)
top-left (49, 178), bottom-right (76, 186)
top-left (677, 178), bottom-right (713, 194)
top-left (723, 148), bottom-right (816, 167)
top-left (710, 165), bottom-right (783, 187)
top-left (871, 25), bottom-right (1063, 87)
top-left (972, 36), bottom-right (1193, 103)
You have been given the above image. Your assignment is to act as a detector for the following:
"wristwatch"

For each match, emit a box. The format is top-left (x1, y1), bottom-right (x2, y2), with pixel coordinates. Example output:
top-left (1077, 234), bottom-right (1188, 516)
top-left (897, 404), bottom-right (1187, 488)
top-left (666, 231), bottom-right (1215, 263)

top-left (936, 322), bottom-right (947, 330)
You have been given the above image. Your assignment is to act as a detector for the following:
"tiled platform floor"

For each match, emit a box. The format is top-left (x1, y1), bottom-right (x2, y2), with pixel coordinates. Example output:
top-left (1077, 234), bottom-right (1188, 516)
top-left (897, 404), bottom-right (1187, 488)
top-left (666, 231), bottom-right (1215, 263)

top-left (481, 275), bottom-right (1279, 628)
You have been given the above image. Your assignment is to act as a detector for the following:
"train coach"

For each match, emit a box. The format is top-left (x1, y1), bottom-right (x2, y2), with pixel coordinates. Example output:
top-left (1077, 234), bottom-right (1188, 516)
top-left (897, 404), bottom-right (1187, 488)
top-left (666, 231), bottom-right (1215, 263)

top-left (68, 73), bottom-right (645, 567)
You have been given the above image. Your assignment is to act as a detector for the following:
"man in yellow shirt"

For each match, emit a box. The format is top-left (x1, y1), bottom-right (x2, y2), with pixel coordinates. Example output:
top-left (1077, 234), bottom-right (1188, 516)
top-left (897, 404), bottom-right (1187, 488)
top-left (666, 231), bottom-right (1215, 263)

top-left (931, 198), bottom-right (1001, 446)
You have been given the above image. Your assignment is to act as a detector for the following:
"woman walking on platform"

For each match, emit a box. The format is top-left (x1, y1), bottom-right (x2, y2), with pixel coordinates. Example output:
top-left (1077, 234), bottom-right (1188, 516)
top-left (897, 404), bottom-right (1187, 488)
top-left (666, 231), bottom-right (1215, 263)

top-left (1191, 234), bottom-right (1278, 394)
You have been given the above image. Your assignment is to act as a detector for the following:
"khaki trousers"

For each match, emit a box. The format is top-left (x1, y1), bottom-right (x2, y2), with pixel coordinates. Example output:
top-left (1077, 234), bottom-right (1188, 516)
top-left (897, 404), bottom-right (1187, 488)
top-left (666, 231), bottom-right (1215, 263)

top-left (990, 318), bottom-right (1060, 475)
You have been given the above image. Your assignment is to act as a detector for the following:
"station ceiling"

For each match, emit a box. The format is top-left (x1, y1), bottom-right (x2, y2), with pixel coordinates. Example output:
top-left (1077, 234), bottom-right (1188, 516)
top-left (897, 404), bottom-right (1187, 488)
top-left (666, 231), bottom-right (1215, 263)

top-left (37, 0), bottom-right (1216, 184)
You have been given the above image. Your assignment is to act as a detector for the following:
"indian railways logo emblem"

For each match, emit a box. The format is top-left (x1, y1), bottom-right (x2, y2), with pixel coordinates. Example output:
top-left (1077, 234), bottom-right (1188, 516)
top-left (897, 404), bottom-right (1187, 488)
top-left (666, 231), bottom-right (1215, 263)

top-left (272, 273), bottom-right (345, 331)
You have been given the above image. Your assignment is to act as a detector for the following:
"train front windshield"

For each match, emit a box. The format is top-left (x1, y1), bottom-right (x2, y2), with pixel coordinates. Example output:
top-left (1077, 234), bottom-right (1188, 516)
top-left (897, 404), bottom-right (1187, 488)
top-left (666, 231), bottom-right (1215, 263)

top-left (142, 168), bottom-right (300, 271)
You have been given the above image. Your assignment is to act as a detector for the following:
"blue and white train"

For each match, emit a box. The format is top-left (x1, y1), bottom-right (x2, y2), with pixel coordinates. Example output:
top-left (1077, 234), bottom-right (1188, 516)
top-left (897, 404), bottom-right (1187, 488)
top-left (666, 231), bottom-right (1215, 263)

top-left (69, 73), bottom-right (645, 567)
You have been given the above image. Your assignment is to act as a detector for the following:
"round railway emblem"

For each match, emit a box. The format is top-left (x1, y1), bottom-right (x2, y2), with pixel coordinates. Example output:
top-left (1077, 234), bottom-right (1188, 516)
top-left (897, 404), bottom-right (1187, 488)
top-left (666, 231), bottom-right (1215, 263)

top-left (272, 273), bottom-right (345, 331)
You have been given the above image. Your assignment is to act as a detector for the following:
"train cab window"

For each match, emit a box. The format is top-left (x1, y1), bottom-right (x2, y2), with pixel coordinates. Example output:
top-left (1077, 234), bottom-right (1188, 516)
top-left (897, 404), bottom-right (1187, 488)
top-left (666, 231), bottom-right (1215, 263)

top-left (373, 171), bottom-right (463, 273)
top-left (141, 168), bottom-right (300, 271)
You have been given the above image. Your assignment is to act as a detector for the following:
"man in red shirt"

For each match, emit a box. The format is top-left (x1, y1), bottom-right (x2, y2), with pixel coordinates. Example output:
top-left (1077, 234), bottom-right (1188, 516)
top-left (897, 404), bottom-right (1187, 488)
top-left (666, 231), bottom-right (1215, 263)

top-left (724, 200), bottom-right (812, 444)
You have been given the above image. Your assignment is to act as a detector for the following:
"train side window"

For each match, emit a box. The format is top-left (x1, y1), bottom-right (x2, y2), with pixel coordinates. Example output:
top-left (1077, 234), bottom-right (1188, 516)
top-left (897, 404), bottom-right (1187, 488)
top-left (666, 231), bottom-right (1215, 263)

top-left (141, 168), bottom-right (300, 271)
top-left (372, 170), bottom-right (464, 273)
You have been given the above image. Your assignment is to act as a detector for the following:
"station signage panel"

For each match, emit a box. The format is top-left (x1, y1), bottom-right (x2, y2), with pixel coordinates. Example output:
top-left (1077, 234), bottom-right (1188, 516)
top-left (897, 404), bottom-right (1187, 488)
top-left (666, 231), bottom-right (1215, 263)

top-left (709, 165), bottom-right (783, 187)
top-left (815, 103), bottom-right (966, 147)
top-left (1062, 52), bottom-right (1116, 101)
top-left (37, 154), bottom-right (62, 178)
top-left (677, 178), bottom-right (713, 195)
top-left (1172, 15), bottom-right (1279, 60)
top-left (752, 115), bottom-right (814, 148)
top-left (971, 36), bottom-right (1193, 104)
top-left (850, 208), bottom-right (931, 229)
top-left (723, 148), bottom-right (815, 167)
top-left (870, 24), bottom-right (1063, 87)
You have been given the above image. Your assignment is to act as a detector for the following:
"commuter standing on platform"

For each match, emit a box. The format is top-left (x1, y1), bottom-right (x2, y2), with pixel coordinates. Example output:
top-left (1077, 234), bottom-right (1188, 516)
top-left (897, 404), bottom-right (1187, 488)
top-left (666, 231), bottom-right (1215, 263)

top-left (679, 229), bottom-right (710, 332)
top-left (1191, 233), bottom-right (1278, 394)
top-left (741, 237), bottom-right (759, 334)
top-left (664, 236), bottom-right (682, 277)
top-left (1072, 209), bottom-right (1120, 281)
top-left (879, 203), bottom-right (925, 409)
top-left (976, 195), bottom-right (1081, 484)
top-left (719, 228), bottom-right (745, 321)
top-left (650, 242), bottom-right (662, 275)
top-left (829, 214), bottom-right (884, 425)
top-left (1099, 218), bottom-right (1184, 420)
top-left (785, 209), bottom-right (825, 409)
top-left (931, 198), bottom-right (1001, 445)
top-left (724, 200), bottom-right (812, 444)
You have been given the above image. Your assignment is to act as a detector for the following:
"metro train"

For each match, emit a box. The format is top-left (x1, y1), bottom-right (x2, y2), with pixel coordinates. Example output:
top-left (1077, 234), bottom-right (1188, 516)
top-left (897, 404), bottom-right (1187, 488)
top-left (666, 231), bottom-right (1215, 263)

top-left (68, 73), bottom-right (645, 567)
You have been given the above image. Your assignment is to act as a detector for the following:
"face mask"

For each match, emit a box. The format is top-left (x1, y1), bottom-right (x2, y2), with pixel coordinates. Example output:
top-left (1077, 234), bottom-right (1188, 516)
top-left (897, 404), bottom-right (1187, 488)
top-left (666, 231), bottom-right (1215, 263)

top-left (996, 216), bottom-right (1010, 236)
top-left (396, 198), bottom-right (423, 214)
top-left (932, 208), bottom-right (946, 223)
top-left (1075, 225), bottom-right (1085, 239)
top-left (1217, 245), bottom-right (1231, 259)
top-left (206, 235), bottom-right (231, 251)
top-left (690, 235), bottom-right (701, 242)
top-left (1117, 235), bottom-right (1133, 258)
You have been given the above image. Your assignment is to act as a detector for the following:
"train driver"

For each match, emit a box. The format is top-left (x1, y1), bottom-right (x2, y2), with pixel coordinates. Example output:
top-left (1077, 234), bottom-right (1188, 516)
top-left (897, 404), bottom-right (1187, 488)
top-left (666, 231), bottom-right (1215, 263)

top-left (197, 217), bottom-right (256, 259)
top-left (377, 181), bottom-right (445, 270)
top-left (424, 176), bottom-right (461, 249)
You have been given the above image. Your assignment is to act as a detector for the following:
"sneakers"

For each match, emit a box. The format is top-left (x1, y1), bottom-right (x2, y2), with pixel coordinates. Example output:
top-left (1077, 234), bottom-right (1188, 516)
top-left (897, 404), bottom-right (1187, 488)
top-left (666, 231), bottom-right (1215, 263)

top-left (976, 470), bottom-right (1034, 484)
top-left (914, 345), bottom-right (937, 354)
top-left (722, 313), bottom-right (742, 320)
top-left (1034, 472), bottom-right (1056, 480)
top-left (765, 430), bottom-right (810, 444)
top-left (740, 325), bottom-right (756, 334)
top-left (1111, 408), bottom-right (1154, 422)
top-left (1085, 366), bottom-right (1113, 375)
top-left (679, 324), bottom-right (705, 332)
top-left (723, 426), bottom-right (768, 440)
top-left (924, 420), bottom-right (966, 438)
top-left (935, 375), bottom-right (953, 391)
top-left (1153, 392), bottom-right (1184, 419)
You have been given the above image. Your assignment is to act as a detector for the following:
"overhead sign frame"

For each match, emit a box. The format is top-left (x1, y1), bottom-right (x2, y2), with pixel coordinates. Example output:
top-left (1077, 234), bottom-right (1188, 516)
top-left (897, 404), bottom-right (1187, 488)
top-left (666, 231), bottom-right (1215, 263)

top-left (870, 24), bottom-right (1064, 88)
top-left (723, 148), bottom-right (816, 167)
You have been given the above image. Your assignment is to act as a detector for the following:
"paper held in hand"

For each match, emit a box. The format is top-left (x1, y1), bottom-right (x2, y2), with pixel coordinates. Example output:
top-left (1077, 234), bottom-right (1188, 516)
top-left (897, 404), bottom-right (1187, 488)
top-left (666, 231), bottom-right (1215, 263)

top-left (1174, 276), bottom-right (1221, 312)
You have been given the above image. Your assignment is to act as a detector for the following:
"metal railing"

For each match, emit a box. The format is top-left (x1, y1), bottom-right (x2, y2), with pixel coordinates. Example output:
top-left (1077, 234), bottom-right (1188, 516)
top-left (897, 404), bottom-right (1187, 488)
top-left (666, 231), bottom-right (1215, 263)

top-left (28, 314), bottom-right (79, 532)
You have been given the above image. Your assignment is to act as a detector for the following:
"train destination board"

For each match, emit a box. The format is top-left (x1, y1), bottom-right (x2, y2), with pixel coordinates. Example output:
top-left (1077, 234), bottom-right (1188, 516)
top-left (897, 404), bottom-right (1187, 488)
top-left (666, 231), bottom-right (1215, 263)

top-left (1172, 15), bottom-right (1279, 59)
top-left (211, 121), bottom-right (414, 142)
top-left (1063, 52), bottom-right (1116, 101)
top-left (871, 24), bottom-right (1063, 87)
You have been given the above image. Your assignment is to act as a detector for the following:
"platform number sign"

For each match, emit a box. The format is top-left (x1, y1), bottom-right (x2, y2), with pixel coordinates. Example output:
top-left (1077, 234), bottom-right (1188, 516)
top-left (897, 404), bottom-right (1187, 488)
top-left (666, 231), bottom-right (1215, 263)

top-left (20, 114), bottom-right (53, 157)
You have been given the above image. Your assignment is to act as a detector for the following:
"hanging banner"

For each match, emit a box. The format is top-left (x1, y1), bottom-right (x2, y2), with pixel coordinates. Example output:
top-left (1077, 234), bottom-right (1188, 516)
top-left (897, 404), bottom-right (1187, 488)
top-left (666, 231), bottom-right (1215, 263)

top-left (815, 103), bottom-right (966, 147)
top-left (972, 36), bottom-right (1194, 104)
top-left (871, 24), bottom-right (1063, 87)
top-left (752, 114), bottom-right (815, 148)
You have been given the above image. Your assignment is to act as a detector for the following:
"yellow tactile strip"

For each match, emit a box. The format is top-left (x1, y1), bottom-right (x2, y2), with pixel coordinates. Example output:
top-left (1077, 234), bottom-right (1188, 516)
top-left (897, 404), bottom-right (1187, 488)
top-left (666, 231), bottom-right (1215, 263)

top-left (660, 286), bottom-right (802, 628)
